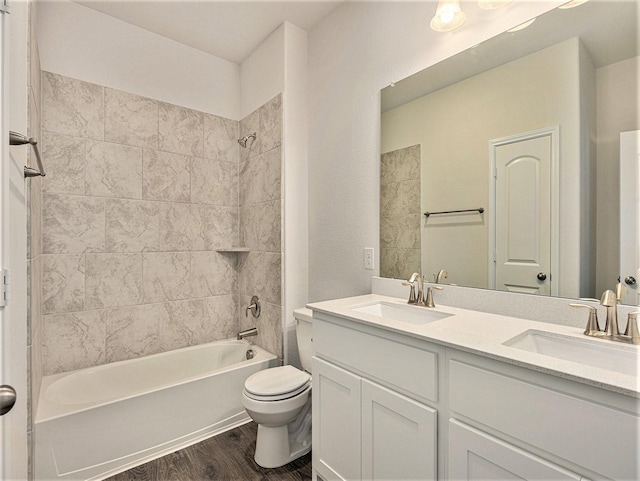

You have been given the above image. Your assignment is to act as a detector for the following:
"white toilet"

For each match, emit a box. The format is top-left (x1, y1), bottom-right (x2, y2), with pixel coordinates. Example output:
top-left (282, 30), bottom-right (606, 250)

top-left (241, 308), bottom-right (313, 468)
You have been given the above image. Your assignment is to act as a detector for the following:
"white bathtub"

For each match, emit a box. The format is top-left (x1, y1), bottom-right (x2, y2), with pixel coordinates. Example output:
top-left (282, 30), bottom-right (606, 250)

top-left (35, 339), bottom-right (278, 481)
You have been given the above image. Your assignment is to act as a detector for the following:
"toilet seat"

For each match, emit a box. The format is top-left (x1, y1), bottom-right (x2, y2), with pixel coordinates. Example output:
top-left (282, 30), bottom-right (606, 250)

top-left (244, 365), bottom-right (311, 401)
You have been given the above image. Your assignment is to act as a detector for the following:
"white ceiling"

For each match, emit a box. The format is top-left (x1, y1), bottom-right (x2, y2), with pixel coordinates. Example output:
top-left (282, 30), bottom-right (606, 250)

top-left (73, 0), bottom-right (345, 64)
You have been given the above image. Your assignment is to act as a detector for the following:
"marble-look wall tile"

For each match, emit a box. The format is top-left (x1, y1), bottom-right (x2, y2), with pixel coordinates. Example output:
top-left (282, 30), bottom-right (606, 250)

top-left (42, 71), bottom-right (104, 140)
top-left (86, 140), bottom-right (143, 198)
top-left (240, 201), bottom-right (281, 252)
top-left (380, 144), bottom-right (421, 186)
top-left (204, 206), bottom-right (238, 249)
top-left (159, 103), bottom-right (203, 157)
top-left (42, 310), bottom-right (106, 375)
top-left (380, 182), bottom-right (401, 217)
top-left (42, 254), bottom-right (85, 314)
top-left (41, 132), bottom-right (85, 195)
top-left (105, 199), bottom-right (161, 252)
top-left (105, 88), bottom-right (159, 149)
top-left (159, 298), bottom-right (206, 350)
top-left (204, 114), bottom-right (239, 163)
top-left (259, 94), bottom-right (282, 155)
top-left (142, 252), bottom-right (191, 303)
top-left (239, 147), bottom-right (281, 206)
top-left (202, 295), bottom-right (238, 341)
top-left (239, 109), bottom-right (260, 162)
top-left (105, 304), bottom-right (165, 362)
top-left (160, 203), bottom-right (206, 251)
top-left (85, 253), bottom-right (142, 309)
top-left (43, 194), bottom-right (105, 254)
top-left (239, 252), bottom-right (281, 305)
top-left (401, 179), bottom-right (421, 214)
top-left (191, 252), bottom-right (236, 297)
top-left (191, 158), bottom-right (238, 206)
top-left (380, 248), bottom-right (421, 281)
top-left (143, 149), bottom-right (191, 202)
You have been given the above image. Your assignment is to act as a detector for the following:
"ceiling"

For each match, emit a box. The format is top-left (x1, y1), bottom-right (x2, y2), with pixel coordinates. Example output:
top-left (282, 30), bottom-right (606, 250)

top-left (73, 0), bottom-right (345, 64)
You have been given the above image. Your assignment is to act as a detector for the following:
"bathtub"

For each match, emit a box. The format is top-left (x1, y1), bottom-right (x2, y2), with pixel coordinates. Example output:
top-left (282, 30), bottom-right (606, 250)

top-left (35, 339), bottom-right (278, 481)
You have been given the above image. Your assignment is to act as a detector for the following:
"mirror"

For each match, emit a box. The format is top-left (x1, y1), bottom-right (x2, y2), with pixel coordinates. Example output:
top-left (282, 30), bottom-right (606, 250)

top-left (380, 0), bottom-right (639, 305)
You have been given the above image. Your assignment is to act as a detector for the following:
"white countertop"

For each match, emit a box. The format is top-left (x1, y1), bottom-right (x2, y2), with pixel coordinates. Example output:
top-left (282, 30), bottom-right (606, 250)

top-left (307, 294), bottom-right (640, 398)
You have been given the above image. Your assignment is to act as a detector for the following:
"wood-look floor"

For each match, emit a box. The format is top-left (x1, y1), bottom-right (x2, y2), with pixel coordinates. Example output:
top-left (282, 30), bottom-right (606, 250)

top-left (105, 422), bottom-right (312, 481)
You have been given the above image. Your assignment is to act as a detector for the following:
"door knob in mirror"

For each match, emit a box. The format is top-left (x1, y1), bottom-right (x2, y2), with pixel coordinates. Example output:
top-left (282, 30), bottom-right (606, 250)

top-left (537, 272), bottom-right (547, 281)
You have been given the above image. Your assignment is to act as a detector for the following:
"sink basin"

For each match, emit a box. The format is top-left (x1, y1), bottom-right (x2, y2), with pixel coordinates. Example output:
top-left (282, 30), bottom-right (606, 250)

top-left (350, 301), bottom-right (452, 325)
top-left (504, 330), bottom-right (639, 376)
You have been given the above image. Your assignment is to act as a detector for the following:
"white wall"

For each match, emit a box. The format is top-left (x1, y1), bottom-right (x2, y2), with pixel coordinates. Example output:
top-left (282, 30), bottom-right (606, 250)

top-left (37, 0), bottom-right (240, 119)
top-left (307, 0), bottom-right (563, 302)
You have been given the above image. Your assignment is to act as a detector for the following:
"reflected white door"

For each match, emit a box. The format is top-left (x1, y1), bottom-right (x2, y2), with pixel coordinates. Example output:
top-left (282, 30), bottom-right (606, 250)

top-left (490, 127), bottom-right (558, 296)
top-left (620, 130), bottom-right (640, 305)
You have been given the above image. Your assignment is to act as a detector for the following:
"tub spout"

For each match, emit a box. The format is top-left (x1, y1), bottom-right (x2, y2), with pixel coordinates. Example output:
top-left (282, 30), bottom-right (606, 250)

top-left (237, 328), bottom-right (258, 340)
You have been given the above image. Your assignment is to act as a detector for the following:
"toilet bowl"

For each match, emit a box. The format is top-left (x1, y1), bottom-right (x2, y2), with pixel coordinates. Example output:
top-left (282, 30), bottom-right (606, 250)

top-left (241, 308), bottom-right (313, 468)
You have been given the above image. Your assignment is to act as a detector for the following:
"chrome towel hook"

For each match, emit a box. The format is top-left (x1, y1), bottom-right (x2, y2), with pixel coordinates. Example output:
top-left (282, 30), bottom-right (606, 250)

top-left (9, 131), bottom-right (46, 178)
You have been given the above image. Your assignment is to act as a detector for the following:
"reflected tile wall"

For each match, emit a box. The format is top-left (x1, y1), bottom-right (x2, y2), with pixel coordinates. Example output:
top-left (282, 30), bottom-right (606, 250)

top-left (40, 72), bottom-right (242, 375)
top-left (238, 94), bottom-right (283, 358)
top-left (380, 145), bottom-right (421, 280)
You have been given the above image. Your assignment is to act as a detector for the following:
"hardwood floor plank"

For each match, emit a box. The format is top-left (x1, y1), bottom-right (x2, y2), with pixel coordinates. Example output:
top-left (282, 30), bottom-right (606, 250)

top-left (106, 422), bottom-right (312, 481)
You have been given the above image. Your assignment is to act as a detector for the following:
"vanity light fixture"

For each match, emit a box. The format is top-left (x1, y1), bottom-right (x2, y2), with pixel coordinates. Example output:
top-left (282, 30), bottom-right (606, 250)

top-left (477, 0), bottom-right (513, 9)
top-left (430, 0), bottom-right (466, 32)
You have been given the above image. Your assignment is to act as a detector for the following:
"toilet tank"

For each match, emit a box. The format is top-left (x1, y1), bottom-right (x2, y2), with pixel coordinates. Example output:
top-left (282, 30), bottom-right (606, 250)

top-left (294, 308), bottom-right (314, 373)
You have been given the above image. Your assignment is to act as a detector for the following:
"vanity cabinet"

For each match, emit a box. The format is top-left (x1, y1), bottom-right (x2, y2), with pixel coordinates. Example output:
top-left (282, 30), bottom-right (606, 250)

top-left (310, 306), bottom-right (640, 481)
top-left (312, 318), bottom-right (439, 481)
top-left (448, 419), bottom-right (582, 480)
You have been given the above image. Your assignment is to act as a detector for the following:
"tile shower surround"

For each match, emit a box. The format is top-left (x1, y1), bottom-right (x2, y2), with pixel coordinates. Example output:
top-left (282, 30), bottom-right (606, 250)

top-left (380, 145), bottom-right (421, 280)
top-left (40, 71), bottom-right (284, 375)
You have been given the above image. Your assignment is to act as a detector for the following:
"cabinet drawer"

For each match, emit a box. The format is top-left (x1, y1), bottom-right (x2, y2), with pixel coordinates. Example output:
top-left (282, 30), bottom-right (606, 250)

top-left (449, 360), bottom-right (639, 480)
top-left (314, 319), bottom-right (438, 402)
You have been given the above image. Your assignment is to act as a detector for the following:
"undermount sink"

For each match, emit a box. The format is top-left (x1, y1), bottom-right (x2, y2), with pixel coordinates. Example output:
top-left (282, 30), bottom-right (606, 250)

top-left (349, 301), bottom-right (453, 325)
top-left (504, 330), bottom-right (640, 377)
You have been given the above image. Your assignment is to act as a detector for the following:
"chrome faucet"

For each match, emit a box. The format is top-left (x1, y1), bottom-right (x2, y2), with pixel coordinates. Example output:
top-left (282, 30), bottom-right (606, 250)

top-left (237, 327), bottom-right (258, 340)
top-left (434, 269), bottom-right (448, 284)
top-left (424, 285), bottom-right (443, 308)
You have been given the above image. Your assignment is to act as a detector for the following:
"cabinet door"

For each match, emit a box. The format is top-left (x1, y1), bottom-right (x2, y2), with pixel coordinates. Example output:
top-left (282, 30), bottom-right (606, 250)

top-left (448, 420), bottom-right (581, 480)
top-left (312, 357), bottom-right (361, 480)
top-left (361, 380), bottom-right (437, 480)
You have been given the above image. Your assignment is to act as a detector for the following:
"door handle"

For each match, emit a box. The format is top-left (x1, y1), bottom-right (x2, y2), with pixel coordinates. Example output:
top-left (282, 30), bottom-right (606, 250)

top-left (537, 272), bottom-right (547, 281)
top-left (0, 385), bottom-right (17, 416)
top-left (625, 276), bottom-right (637, 286)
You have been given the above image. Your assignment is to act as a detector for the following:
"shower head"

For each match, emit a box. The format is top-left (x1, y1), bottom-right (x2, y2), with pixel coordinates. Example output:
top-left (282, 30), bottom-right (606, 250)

top-left (238, 132), bottom-right (257, 148)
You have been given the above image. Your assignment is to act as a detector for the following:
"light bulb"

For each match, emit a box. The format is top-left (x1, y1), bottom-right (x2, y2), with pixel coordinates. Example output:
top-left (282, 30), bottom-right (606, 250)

top-left (430, 0), bottom-right (466, 32)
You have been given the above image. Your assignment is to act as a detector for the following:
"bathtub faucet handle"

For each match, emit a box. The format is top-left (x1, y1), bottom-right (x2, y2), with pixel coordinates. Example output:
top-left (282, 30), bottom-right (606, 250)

top-left (246, 295), bottom-right (261, 318)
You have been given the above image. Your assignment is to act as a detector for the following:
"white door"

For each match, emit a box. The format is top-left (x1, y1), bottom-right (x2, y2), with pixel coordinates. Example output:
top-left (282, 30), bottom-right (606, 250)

top-left (361, 379), bottom-right (437, 480)
top-left (312, 357), bottom-right (362, 481)
top-left (490, 127), bottom-right (558, 296)
top-left (620, 130), bottom-right (640, 305)
top-left (448, 419), bottom-right (581, 480)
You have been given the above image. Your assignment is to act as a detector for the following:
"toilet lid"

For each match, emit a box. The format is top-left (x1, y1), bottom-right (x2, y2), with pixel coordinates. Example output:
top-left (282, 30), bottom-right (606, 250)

top-left (244, 365), bottom-right (311, 398)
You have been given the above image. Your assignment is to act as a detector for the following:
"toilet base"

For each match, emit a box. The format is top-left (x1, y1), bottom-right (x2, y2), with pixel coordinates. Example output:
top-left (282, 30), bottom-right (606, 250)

top-left (254, 424), bottom-right (311, 468)
top-left (253, 399), bottom-right (312, 469)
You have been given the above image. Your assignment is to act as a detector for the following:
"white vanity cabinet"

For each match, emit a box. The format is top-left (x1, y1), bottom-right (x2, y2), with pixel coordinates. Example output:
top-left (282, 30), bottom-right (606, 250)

top-left (310, 305), bottom-right (640, 481)
top-left (312, 317), bottom-right (439, 481)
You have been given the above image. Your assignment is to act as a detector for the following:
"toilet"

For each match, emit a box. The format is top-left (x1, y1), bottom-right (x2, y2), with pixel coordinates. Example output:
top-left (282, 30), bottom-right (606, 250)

top-left (241, 308), bottom-right (313, 468)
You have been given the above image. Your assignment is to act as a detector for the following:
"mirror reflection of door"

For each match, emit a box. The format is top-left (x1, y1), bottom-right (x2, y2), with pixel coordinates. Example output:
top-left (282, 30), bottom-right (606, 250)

top-left (490, 127), bottom-right (559, 296)
top-left (620, 130), bottom-right (640, 305)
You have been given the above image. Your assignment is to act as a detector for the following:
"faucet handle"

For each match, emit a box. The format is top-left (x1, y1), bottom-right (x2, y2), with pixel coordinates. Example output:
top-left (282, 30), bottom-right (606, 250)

top-left (569, 303), bottom-right (600, 336)
top-left (402, 282), bottom-right (417, 304)
top-left (425, 285), bottom-right (443, 308)
top-left (623, 312), bottom-right (640, 344)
